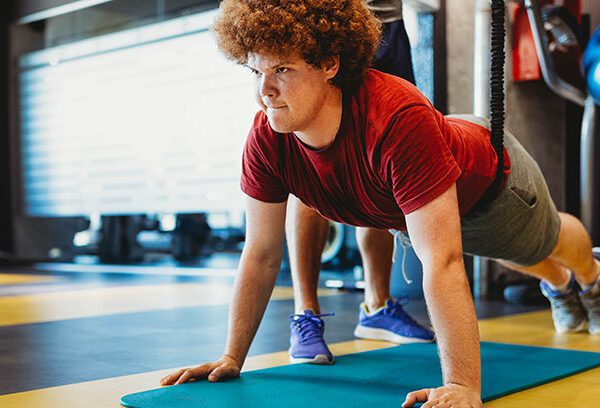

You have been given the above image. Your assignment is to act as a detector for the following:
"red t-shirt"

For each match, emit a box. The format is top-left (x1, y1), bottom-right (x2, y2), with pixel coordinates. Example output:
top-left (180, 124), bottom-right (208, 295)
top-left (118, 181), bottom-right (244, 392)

top-left (241, 69), bottom-right (510, 231)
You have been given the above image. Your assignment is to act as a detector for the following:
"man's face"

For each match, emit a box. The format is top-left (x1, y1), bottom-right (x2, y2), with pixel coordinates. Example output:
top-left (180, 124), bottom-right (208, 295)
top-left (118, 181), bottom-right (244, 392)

top-left (246, 53), bottom-right (337, 134)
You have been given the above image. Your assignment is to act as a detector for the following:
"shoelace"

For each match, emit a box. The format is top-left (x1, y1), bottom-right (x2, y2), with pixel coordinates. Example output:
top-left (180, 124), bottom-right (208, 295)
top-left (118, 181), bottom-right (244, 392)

top-left (391, 230), bottom-right (414, 285)
top-left (382, 298), bottom-right (420, 326)
top-left (289, 312), bottom-right (335, 342)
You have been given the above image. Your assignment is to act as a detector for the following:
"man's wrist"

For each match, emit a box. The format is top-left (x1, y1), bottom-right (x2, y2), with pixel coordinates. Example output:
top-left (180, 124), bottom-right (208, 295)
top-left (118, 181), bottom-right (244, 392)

top-left (446, 382), bottom-right (481, 394)
top-left (222, 353), bottom-right (242, 367)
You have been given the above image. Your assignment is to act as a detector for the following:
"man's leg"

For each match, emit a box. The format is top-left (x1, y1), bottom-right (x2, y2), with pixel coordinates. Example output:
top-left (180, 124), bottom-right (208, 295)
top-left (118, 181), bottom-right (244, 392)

top-left (353, 228), bottom-right (435, 343)
top-left (498, 213), bottom-right (599, 285)
top-left (286, 196), bottom-right (328, 314)
top-left (498, 212), bottom-right (600, 333)
top-left (286, 196), bottom-right (334, 364)
top-left (356, 227), bottom-right (394, 311)
top-left (286, 199), bottom-right (406, 315)
top-left (349, 17), bottom-right (432, 343)
top-left (546, 213), bottom-right (600, 285)
top-left (286, 197), bottom-right (434, 362)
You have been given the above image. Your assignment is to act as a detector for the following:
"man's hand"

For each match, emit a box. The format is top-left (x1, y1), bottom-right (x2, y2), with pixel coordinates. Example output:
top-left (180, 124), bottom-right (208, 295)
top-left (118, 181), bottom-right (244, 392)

top-left (160, 355), bottom-right (241, 386)
top-left (402, 384), bottom-right (482, 408)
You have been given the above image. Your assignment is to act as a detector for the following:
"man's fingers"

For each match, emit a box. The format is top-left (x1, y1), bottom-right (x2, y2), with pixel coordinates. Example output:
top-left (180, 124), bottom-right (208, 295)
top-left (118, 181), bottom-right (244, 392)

top-left (402, 388), bottom-right (432, 407)
top-left (174, 370), bottom-right (192, 385)
top-left (160, 361), bottom-right (240, 386)
top-left (160, 369), bottom-right (185, 386)
top-left (208, 365), bottom-right (239, 382)
top-left (207, 366), bottom-right (224, 382)
top-left (174, 365), bottom-right (212, 385)
top-left (174, 369), bottom-right (196, 385)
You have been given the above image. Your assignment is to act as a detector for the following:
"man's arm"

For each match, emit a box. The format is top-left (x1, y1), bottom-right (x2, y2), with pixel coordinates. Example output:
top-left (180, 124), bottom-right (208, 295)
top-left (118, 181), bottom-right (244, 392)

top-left (402, 183), bottom-right (482, 407)
top-left (161, 195), bottom-right (287, 385)
top-left (224, 195), bottom-right (287, 364)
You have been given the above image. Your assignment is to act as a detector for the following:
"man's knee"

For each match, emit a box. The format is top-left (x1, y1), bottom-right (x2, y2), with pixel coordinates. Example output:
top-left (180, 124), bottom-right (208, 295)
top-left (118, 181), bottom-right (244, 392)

top-left (355, 227), bottom-right (393, 251)
top-left (549, 212), bottom-right (592, 261)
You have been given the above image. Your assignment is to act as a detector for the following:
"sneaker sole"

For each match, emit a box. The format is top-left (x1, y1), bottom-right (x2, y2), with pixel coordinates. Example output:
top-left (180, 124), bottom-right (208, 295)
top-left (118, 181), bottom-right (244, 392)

top-left (555, 319), bottom-right (588, 334)
top-left (353, 325), bottom-right (434, 344)
top-left (289, 354), bottom-right (334, 365)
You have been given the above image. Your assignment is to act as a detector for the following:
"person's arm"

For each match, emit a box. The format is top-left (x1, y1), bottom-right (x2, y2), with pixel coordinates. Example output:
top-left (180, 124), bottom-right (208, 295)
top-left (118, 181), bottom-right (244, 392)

top-left (401, 183), bottom-right (482, 408)
top-left (161, 195), bottom-right (287, 385)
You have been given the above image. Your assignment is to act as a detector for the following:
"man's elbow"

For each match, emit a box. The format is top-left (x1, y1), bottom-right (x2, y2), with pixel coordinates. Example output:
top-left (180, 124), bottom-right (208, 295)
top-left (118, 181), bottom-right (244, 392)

top-left (421, 250), bottom-right (468, 288)
top-left (422, 250), bottom-right (465, 272)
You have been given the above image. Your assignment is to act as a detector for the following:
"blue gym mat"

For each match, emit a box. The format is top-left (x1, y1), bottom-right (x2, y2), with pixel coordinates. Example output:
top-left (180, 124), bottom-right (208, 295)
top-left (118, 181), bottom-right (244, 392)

top-left (121, 342), bottom-right (600, 407)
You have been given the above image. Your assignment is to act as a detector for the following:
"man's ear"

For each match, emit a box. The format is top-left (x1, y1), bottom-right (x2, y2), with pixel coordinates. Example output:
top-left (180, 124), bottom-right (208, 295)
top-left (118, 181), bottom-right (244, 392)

top-left (322, 55), bottom-right (340, 81)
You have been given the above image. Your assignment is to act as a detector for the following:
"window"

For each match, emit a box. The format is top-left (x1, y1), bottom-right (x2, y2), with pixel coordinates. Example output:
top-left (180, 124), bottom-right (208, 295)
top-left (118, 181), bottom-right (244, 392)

top-left (19, 8), bottom-right (256, 216)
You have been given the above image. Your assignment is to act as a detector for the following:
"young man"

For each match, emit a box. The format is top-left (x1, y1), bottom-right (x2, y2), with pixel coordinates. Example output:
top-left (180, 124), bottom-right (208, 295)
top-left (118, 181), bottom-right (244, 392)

top-left (286, 0), bottom-right (433, 367)
top-left (161, 1), bottom-right (600, 406)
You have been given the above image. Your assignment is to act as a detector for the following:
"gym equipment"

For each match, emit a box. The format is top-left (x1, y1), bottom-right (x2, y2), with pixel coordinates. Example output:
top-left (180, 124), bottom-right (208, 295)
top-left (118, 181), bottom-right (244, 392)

top-left (98, 215), bottom-right (145, 263)
top-left (321, 221), bottom-right (346, 265)
top-left (468, 0), bottom-right (507, 298)
top-left (490, 0), bottom-right (506, 179)
top-left (525, 0), bottom-right (599, 244)
top-left (583, 27), bottom-right (600, 104)
top-left (121, 342), bottom-right (600, 407)
top-left (503, 282), bottom-right (547, 305)
top-left (512, 0), bottom-right (584, 87)
top-left (171, 213), bottom-right (211, 262)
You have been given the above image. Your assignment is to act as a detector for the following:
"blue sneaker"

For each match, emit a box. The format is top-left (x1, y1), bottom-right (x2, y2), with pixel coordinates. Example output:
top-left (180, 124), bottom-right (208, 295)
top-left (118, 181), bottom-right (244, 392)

top-left (354, 298), bottom-right (435, 343)
top-left (579, 248), bottom-right (600, 334)
top-left (289, 310), bottom-right (334, 364)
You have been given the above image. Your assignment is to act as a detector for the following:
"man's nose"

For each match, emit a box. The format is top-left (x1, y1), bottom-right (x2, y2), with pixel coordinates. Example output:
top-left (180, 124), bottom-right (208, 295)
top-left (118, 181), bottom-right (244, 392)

top-left (259, 74), bottom-right (277, 98)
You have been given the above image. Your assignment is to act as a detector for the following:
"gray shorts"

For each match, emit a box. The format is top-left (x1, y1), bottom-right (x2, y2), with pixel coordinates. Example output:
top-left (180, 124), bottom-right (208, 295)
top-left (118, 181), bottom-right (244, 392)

top-left (452, 115), bottom-right (561, 266)
top-left (394, 116), bottom-right (561, 267)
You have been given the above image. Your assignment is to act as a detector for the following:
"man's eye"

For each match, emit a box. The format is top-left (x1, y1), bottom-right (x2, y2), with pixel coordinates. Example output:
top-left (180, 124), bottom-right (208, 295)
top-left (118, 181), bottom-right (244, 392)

top-left (249, 68), bottom-right (261, 76)
top-left (276, 67), bottom-right (289, 74)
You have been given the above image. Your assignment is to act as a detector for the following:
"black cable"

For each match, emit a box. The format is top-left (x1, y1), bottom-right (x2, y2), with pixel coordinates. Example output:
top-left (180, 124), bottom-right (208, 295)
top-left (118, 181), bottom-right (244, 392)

top-left (490, 0), bottom-right (506, 175)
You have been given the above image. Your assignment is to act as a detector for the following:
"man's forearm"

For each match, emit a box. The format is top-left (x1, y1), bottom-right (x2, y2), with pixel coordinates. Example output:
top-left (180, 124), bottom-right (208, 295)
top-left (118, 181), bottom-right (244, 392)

top-left (224, 250), bottom-right (282, 365)
top-left (423, 258), bottom-right (481, 393)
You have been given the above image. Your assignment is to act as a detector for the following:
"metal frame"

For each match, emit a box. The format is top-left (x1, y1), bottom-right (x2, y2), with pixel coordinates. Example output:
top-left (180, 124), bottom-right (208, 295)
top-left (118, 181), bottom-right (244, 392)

top-left (523, 0), bottom-right (586, 106)
top-left (525, 0), bottom-right (598, 240)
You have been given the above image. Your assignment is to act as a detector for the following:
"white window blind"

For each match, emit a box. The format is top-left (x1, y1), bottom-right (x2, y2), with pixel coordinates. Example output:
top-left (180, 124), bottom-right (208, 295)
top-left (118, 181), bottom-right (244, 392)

top-left (19, 9), bottom-right (257, 216)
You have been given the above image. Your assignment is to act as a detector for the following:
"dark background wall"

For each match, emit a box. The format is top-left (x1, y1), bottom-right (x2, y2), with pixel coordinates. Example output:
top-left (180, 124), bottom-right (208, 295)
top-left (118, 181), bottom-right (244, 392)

top-left (0, 2), bottom-right (14, 255)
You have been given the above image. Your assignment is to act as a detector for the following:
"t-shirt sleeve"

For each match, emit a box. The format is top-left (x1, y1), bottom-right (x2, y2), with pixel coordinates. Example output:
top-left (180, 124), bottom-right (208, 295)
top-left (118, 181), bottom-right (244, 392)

top-left (240, 116), bottom-right (289, 203)
top-left (380, 106), bottom-right (461, 214)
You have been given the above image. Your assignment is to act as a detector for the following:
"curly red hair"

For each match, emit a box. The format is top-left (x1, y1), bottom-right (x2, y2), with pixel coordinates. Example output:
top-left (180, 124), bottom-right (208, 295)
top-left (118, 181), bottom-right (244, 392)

top-left (213, 0), bottom-right (381, 90)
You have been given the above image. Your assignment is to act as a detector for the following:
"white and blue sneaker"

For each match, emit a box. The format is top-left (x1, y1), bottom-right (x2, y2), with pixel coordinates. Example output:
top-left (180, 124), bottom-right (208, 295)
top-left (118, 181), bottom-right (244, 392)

top-left (289, 310), bottom-right (335, 364)
top-left (579, 249), bottom-right (600, 334)
top-left (354, 298), bottom-right (435, 343)
top-left (540, 273), bottom-right (588, 333)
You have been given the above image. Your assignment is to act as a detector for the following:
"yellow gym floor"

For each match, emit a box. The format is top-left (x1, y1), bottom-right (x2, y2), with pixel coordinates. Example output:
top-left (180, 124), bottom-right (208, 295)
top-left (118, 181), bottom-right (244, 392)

top-left (0, 266), bottom-right (599, 407)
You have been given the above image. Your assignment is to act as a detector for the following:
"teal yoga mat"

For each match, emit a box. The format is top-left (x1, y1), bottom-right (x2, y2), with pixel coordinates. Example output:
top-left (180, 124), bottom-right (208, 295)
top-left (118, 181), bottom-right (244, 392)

top-left (121, 342), bottom-right (600, 407)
